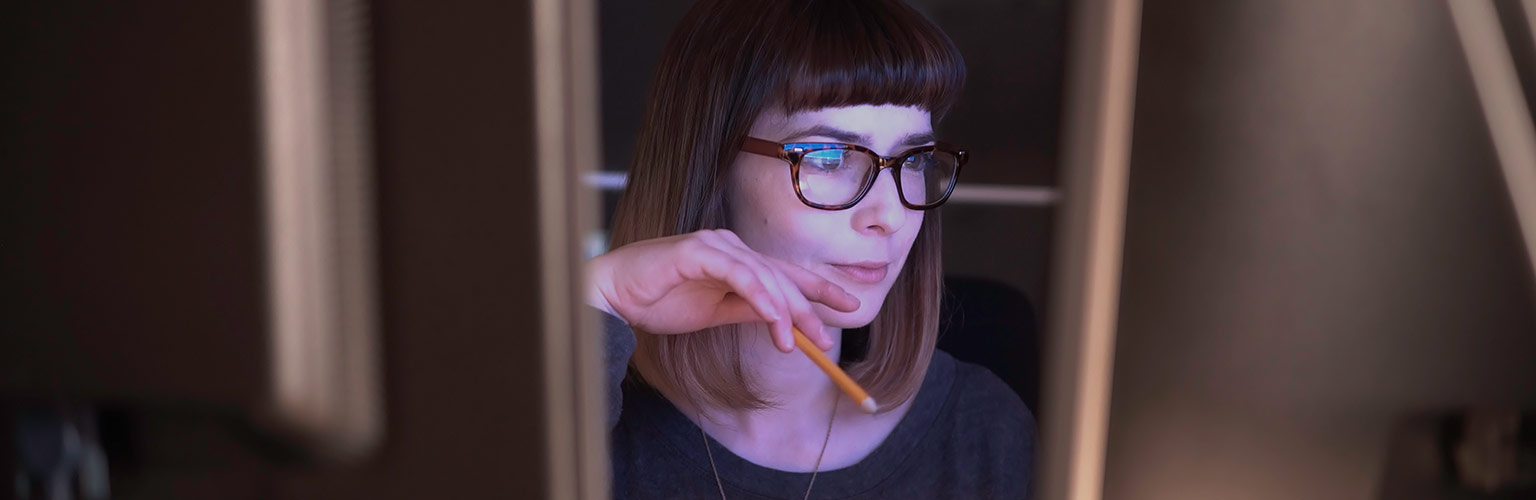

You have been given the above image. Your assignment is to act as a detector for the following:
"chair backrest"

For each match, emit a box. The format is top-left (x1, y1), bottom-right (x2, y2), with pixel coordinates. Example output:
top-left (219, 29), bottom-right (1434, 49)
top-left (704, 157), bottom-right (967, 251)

top-left (936, 276), bottom-right (1041, 413)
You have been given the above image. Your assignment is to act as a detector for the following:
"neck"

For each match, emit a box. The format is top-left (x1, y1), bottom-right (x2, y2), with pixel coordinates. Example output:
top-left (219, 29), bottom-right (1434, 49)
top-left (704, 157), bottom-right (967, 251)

top-left (682, 322), bottom-right (845, 470)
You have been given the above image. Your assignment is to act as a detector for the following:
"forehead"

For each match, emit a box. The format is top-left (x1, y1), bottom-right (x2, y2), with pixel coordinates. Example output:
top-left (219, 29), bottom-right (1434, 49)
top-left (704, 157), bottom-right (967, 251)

top-left (751, 104), bottom-right (933, 147)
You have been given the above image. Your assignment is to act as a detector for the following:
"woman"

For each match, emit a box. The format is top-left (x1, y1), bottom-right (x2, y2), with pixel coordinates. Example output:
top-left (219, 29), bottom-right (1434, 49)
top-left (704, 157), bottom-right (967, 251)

top-left (588, 0), bottom-right (1035, 498)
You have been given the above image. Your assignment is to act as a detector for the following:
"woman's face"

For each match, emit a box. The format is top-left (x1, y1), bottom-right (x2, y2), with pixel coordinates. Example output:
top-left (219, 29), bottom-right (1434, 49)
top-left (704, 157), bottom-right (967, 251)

top-left (727, 104), bottom-right (932, 328)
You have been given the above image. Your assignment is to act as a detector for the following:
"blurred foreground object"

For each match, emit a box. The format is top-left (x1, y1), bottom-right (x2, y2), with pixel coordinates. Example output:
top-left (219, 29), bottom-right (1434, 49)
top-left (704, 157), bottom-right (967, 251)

top-left (1, 0), bottom-right (382, 463)
top-left (1043, 0), bottom-right (1536, 499)
top-left (2, 1), bottom-right (605, 498)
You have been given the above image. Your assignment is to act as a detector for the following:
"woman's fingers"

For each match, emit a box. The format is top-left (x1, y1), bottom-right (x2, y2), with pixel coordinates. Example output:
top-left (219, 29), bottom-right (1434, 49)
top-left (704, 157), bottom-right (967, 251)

top-left (696, 231), bottom-right (797, 350)
top-left (710, 231), bottom-right (851, 352)
top-left (768, 264), bottom-right (835, 351)
top-left (710, 294), bottom-right (779, 327)
top-left (712, 239), bottom-right (797, 352)
top-left (710, 231), bottom-right (860, 314)
top-left (675, 240), bottom-right (801, 351)
top-left (615, 229), bottom-right (865, 353)
top-left (677, 243), bottom-right (783, 327)
top-left (768, 257), bottom-right (861, 313)
top-left (710, 230), bottom-right (859, 315)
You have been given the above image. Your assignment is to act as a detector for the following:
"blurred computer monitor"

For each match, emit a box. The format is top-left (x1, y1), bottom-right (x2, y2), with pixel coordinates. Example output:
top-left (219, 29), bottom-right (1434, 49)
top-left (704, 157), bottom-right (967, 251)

top-left (1046, 1), bottom-right (1536, 499)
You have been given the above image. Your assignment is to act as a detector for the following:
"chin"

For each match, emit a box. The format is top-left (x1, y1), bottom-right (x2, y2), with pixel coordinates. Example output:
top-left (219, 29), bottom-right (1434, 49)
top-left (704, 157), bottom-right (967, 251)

top-left (818, 298), bottom-right (883, 329)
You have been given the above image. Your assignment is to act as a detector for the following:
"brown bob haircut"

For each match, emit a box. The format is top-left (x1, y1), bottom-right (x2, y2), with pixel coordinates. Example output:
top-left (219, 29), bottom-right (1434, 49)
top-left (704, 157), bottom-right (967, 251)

top-left (610, 0), bottom-right (966, 412)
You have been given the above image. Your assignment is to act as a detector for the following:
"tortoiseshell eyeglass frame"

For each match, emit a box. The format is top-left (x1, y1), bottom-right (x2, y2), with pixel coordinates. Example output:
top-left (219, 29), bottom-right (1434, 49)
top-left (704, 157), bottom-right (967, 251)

top-left (739, 136), bottom-right (969, 211)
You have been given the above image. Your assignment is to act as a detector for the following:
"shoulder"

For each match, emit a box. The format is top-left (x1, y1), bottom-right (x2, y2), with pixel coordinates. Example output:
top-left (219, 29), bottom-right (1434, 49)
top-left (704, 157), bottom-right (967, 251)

top-left (894, 350), bottom-right (1034, 497)
top-left (936, 350), bottom-right (1037, 465)
top-left (945, 351), bottom-right (1035, 429)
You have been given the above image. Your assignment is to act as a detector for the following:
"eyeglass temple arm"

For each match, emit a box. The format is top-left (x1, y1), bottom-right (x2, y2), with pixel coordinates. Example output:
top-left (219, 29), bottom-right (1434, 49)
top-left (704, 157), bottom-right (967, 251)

top-left (740, 136), bottom-right (790, 160)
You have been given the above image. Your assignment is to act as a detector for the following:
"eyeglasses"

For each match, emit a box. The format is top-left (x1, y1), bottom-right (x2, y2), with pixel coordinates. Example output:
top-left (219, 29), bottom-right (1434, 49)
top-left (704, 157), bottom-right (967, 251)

top-left (740, 136), bottom-right (968, 211)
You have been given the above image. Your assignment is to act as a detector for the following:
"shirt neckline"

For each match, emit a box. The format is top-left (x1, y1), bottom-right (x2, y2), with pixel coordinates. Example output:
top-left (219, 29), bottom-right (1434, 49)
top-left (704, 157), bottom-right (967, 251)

top-left (628, 350), bottom-right (958, 498)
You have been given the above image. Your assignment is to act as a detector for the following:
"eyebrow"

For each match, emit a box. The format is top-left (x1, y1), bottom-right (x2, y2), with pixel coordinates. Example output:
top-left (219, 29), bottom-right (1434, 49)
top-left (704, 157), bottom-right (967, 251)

top-left (782, 125), bottom-right (869, 145)
top-left (896, 131), bottom-right (937, 147)
top-left (781, 125), bottom-right (937, 149)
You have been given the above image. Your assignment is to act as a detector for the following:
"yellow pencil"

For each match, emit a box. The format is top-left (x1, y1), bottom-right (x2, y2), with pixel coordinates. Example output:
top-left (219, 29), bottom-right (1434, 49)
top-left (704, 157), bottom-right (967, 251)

top-left (793, 327), bottom-right (879, 413)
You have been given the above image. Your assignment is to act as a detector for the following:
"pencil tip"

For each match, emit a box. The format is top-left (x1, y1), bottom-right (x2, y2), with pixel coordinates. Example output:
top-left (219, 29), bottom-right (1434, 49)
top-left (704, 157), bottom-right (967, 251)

top-left (861, 397), bottom-right (878, 414)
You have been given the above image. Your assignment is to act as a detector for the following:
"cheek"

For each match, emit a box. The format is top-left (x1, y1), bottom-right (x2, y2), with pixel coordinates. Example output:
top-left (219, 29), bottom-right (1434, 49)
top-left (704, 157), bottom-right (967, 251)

top-left (894, 212), bottom-right (925, 263)
top-left (741, 211), bottom-right (838, 265)
top-left (726, 161), bottom-right (813, 252)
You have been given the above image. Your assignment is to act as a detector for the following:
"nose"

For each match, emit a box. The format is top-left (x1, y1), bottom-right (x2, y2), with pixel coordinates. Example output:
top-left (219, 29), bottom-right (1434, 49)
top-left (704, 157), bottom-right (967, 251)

top-left (851, 168), bottom-right (909, 235)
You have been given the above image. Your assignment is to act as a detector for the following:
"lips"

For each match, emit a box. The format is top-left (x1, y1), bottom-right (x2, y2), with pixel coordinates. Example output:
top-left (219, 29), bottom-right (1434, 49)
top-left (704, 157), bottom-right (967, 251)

top-left (830, 261), bottom-right (890, 284)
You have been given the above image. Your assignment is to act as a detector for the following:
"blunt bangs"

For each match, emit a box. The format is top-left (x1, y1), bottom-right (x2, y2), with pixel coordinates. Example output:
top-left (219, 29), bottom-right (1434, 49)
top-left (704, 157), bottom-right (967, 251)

top-left (773, 0), bottom-right (966, 119)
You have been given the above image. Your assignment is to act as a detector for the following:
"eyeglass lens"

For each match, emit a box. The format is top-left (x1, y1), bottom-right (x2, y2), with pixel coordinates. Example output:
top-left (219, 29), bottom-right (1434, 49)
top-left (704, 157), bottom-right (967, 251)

top-left (795, 148), bottom-right (959, 207)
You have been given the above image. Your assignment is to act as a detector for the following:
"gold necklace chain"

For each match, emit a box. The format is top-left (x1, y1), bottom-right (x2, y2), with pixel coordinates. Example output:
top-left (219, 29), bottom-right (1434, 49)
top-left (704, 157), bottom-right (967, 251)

top-left (699, 393), bottom-right (838, 500)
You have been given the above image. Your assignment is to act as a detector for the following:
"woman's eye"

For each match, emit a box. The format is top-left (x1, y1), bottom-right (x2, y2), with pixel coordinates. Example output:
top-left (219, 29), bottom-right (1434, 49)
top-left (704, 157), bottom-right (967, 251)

top-left (805, 151), bottom-right (845, 171)
top-left (903, 155), bottom-right (930, 171)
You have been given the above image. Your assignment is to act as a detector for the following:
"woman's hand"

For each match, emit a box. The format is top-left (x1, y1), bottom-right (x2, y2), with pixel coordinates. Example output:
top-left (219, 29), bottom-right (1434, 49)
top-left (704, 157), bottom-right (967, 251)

top-left (586, 229), bottom-right (860, 353)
